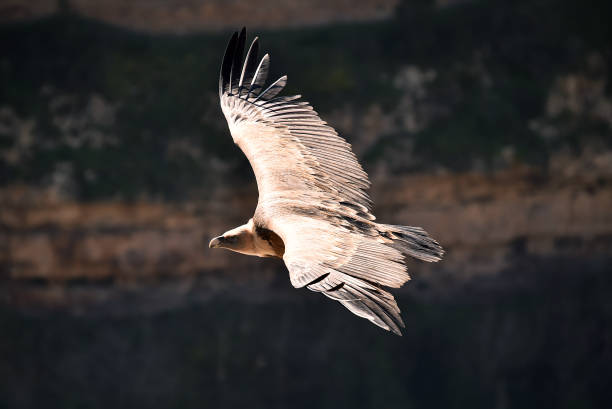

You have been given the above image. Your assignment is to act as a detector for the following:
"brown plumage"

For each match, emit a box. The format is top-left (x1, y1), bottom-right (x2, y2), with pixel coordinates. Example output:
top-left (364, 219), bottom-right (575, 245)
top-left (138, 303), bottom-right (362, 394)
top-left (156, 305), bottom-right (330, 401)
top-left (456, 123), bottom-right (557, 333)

top-left (209, 28), bottom-right (444, 335)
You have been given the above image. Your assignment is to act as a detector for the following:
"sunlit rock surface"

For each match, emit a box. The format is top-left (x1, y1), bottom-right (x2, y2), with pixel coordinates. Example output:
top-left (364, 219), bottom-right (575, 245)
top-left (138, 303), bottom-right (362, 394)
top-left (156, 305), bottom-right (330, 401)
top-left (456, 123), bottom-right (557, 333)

top-left (2, 150), bottom-right (611, 310)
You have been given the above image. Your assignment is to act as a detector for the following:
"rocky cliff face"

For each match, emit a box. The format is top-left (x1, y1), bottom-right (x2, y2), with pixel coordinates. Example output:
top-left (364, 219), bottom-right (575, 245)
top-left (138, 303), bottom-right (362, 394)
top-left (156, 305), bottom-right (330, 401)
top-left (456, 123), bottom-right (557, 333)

top-left (1, 2), bottom-right (611, 309)
top-left (2, 151), bottom-right (611, 409)
top-left (3, 149), bottom-right (611, 310)
top-left (1, 3), bottom-right (611, 409)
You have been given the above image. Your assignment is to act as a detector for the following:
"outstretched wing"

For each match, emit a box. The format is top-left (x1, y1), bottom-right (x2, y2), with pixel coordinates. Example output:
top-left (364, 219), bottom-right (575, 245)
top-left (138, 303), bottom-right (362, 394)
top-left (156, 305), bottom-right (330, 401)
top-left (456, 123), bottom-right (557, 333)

top-left (218, 29), bottom-right (440, 335)
top-left (219, 28), bottom-right (372, 216)
top-left (269, 212), bottom-right (410, 335)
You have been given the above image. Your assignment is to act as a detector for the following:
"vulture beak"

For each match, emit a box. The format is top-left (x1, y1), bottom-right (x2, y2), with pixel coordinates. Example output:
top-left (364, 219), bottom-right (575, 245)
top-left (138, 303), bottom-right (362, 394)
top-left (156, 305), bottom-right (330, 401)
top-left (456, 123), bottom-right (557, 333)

top-left (209, 236), bottom-right (223, 248)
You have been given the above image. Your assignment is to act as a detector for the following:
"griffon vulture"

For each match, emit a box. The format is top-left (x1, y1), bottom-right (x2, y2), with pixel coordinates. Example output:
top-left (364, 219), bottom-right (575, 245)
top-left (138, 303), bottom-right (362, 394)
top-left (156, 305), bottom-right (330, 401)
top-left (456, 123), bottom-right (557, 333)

top-left (209, 28), bottom-right (443, 335)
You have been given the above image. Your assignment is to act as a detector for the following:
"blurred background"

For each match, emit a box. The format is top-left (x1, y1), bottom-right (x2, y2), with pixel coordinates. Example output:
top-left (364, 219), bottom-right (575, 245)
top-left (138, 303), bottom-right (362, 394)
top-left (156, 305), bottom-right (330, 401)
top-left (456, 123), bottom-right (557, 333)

top-left (1, 0), bottom-right (611, 408)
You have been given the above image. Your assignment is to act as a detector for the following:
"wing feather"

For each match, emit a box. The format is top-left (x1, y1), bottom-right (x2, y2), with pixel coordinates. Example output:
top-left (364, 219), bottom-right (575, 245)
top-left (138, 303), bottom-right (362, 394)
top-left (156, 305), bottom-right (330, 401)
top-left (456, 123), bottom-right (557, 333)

top-left (238, 37), bottom-right (259, 96)
top-left (219, 31), bottom-right (237, 96)
top-left (254, 75), bottom-right (287, 102)
top-left (229, 28), bottom-right (247, 95)
top-left (247, 54), bottom-right (270, 99)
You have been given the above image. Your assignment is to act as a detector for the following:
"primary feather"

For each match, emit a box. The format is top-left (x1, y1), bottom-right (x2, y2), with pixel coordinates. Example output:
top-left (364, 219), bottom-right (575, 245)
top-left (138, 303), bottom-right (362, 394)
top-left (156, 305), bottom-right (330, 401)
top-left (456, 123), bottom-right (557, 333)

top-left (215, 28), bottom-right (443, 335)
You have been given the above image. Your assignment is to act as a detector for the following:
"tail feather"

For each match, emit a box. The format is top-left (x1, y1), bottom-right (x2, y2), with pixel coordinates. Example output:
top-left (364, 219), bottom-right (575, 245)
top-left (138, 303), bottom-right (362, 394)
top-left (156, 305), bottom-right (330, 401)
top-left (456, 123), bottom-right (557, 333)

top-left (379, 224), bottom-right (444, 262)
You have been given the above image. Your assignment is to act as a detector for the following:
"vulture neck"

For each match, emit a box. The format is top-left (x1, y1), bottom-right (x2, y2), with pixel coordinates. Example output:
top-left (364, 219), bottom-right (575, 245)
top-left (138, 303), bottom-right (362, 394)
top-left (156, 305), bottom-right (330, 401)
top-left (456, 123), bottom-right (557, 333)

top-left (231, 219), bottom-right (284, 258)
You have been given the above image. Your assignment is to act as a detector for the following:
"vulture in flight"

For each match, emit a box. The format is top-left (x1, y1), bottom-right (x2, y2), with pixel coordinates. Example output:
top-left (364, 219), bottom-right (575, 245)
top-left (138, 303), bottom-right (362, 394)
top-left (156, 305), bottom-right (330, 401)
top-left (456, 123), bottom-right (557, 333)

top-left (209, 28), bottom-right (443, 335)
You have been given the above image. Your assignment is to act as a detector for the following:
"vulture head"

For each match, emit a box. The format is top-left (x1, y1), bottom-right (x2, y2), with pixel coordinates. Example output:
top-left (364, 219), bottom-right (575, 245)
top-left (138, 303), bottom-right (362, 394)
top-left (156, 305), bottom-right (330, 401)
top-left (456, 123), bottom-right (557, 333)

top-left (209, 219), bottom-right (256, 255)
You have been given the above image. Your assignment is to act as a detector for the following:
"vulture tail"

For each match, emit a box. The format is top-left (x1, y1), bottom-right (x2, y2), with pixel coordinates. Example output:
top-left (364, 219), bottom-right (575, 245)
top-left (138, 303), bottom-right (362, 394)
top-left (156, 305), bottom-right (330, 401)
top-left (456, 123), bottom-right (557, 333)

top-left (379, 224), bottom-right (444, 262)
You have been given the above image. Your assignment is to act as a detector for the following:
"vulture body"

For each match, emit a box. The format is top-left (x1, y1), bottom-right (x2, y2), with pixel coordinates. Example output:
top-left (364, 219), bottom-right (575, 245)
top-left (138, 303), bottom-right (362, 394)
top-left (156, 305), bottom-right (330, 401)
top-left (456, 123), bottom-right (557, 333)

top-left (209, 28), bottom-right (443, 335)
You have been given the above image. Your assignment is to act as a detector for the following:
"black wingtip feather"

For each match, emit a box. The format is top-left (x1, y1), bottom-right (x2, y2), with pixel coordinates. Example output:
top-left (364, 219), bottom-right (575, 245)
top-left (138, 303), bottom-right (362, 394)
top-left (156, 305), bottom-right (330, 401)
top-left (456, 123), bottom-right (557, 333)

top-left (219, 31), bottom-right (238, 96)
top-left (229, 28), bottom-right (247, 95)
top-left (238, 37), bottom-right (259, 96)
top-left (220, 28), bottom-right (289, 102)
